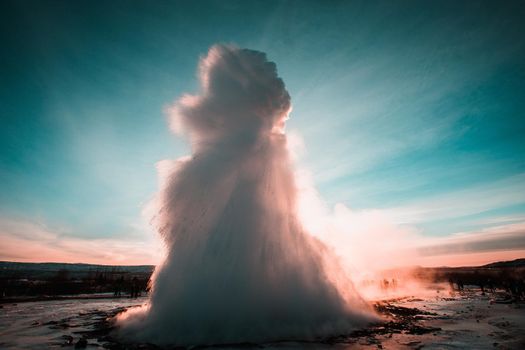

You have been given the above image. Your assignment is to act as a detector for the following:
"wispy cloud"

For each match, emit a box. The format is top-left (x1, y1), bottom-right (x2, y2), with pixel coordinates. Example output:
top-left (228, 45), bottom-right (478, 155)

top-left (319, 207), bottom-right (525, 269)
top-left (286, 24), bottom-right (508, 184)
top-left (470, 214), bottom-right (525, 226)
top-left (296, 169), bottom-right (525, 271)
top-left (0, 217), bottom-right (162, 265)
top-left (419, 222), bottom-right (525, 256)
top-left (385, 173), bottom-right (525, 225)
top-left (414, 222), bottom-right (525, 267)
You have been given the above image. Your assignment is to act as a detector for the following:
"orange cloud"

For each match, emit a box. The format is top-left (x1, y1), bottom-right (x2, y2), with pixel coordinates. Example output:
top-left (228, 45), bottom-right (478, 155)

top-left (0, 217), bottom-right (163, 265)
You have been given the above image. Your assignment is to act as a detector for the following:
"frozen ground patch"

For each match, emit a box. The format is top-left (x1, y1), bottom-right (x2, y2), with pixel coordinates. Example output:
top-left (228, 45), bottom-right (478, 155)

top-left (1, 290), bottom-right (524, 349)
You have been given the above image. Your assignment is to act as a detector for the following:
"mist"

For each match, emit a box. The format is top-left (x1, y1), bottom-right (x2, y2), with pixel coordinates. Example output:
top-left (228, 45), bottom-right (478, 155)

top-left (117, 45), bottom-right (373, 346)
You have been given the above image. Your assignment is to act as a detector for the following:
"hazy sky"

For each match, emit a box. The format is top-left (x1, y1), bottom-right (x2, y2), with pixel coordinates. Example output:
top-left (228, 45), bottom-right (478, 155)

top-left (1, 0), bottom-right (524, 265)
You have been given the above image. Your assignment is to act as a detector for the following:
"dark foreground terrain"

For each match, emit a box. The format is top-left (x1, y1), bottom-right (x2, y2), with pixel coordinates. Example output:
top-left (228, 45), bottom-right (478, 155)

top-left (1, 259), bottom-right (524, 349)
top-left (2, 259), bottom-right (525, 303)
top-left (1, 287), bottom-right (524, 349)
top-left (0, 261), bottom-right (152, 301)
top-left (3, 259), bottom-right (525, 301)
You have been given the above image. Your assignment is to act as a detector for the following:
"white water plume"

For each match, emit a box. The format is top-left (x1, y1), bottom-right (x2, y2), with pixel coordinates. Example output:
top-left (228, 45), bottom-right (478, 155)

top-left (118, 45), bottom-right (374, 346)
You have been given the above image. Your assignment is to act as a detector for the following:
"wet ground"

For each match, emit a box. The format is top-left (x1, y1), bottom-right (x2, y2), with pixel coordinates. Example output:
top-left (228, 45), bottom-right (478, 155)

top-left (1, 290), bottom-right (524, 349)
top-left (0, 297), bottom-right (146, 349)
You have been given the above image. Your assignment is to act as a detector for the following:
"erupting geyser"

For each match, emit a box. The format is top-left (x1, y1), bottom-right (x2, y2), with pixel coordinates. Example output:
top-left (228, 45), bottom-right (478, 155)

top-left (118, 45), bottom-right (373, 346)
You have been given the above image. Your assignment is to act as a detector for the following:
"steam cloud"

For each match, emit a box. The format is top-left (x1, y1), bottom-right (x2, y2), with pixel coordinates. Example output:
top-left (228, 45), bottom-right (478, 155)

top-left (118, 45), bottom-right (373, 346)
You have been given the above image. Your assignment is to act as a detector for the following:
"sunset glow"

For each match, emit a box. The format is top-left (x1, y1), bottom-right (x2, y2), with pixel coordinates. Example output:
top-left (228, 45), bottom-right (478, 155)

top-left (1, 1), bottom-right (524, 269)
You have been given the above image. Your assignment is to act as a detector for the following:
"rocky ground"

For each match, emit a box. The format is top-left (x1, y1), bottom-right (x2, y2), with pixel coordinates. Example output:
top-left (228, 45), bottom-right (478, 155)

top-left (1, 289), bottom-right (524, 349)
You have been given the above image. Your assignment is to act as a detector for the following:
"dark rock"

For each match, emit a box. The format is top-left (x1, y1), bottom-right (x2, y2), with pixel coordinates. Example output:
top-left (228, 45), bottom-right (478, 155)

top-left (61, 335), bottom-right (74, 345)
top-left (75, 337), bottom-right (88, 348)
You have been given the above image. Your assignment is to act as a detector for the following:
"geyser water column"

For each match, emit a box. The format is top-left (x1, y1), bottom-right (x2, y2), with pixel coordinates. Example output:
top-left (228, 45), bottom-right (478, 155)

top-left (118, 45), bottom-right (373, 346)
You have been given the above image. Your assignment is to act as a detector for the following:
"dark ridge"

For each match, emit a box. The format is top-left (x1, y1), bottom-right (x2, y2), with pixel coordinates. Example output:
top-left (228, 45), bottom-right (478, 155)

top-left (482, 258), bottom-right (525, 268)
top-left (0, 261), bottom-right (154, 279)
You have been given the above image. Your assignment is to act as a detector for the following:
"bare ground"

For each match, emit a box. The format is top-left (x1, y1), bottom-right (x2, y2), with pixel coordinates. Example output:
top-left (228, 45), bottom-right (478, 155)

top-left (1, 289), bottom-right (524, 349)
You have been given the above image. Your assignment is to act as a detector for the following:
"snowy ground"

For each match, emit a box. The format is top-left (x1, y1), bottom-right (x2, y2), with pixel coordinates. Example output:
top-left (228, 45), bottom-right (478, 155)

top-left (369, 291), bottom-right (525, 350)
top-left (0, 289), bottom-right (524, 349)
top-left (0, 296), bottom-right (147, 349)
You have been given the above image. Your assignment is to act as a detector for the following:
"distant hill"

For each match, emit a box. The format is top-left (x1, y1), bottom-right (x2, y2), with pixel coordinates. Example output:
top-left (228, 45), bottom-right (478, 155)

top-left (2, 258), bottom-right (523, 280)
top-left (0, 261), bottom-right (154, 280)
top-left (482, 258), bottom-right (525, 268)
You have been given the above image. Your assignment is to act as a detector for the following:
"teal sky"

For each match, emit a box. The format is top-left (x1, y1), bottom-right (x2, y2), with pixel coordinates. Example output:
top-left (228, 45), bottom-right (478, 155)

top-left (1, 0), bottom-right (524, 264)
